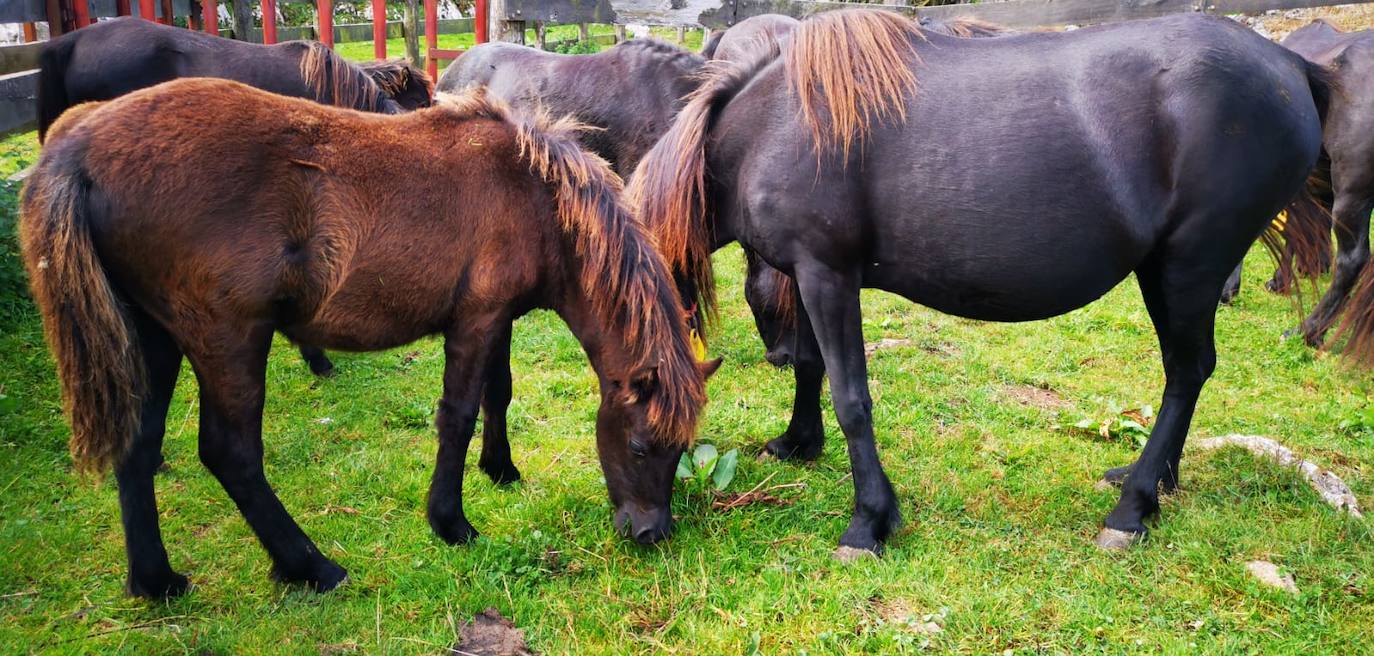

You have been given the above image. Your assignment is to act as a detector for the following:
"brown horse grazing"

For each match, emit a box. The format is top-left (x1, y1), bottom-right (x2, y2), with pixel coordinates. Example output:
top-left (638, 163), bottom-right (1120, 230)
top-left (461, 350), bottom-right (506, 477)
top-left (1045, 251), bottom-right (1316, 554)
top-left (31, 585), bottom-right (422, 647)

top-left (436, 39), bottom-right (705, 176)
top-left (36, 17), bottom-right (435, 141)
top-left (21, 79), bottom-right (713, 598)
top-left (631, 10), bottom-right (1326, 555)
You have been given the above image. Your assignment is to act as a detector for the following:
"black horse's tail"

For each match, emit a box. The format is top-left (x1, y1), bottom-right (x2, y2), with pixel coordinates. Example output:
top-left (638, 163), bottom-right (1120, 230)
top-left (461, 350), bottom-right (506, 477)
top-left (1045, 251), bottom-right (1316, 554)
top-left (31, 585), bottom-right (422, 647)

top-left (36, 32), bottom-right (77, 143)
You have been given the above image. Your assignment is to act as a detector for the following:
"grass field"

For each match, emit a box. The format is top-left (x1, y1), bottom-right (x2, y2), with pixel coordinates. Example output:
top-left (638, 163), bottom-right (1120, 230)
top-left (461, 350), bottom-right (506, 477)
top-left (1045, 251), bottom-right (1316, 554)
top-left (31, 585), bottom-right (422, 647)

top-left (1, 112), bottom-right (1372, 653)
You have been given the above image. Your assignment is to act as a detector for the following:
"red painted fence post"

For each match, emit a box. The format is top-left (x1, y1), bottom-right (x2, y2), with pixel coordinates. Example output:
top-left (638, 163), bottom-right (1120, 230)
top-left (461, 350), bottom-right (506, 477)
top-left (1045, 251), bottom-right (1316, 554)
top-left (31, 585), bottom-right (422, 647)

top-left (372, 0), bottom-right (386, 58)
top-left (262, 0), bottom-right (277, 43)
top-left (475, 0), bottom-right (487, 43)
top-left (72, 0), bottom-right (91, 27)
top-left (424, 0), bottom-right (437, 80)
top-left (318, 0), bottom-right (333, 48)
top-left (202, 0), bottom-right (216, 34)
top-left (137, 0), bottom-right (153, 19)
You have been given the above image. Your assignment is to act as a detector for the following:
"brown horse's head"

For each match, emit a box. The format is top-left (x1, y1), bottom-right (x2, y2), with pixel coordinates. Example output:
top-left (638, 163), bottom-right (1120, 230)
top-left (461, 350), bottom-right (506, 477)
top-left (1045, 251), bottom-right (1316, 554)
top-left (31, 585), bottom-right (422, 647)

top-left (596, 357), bottom-right (721, 543)
top-left (458, 89), bottom-right (720, 543)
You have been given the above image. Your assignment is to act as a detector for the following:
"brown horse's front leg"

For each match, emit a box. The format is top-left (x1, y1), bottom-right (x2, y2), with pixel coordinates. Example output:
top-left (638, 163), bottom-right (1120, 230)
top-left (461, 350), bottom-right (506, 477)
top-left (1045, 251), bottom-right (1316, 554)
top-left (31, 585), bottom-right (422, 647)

top-left (192, 326), bottom-right (347, 592)
top-left (428, 319), bottom-right (503, 544)
top-left (478, 323), bottom-right (521, 485)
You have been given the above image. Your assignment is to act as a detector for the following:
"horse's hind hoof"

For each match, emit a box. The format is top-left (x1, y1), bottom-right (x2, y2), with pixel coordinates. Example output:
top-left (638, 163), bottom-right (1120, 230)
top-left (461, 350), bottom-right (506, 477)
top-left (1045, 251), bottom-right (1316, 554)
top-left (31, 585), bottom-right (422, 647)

top-left (1094, 527), bottom-right (1145, 551)
top-left (479, 461), bottom-right (522, 486)
top-left (1100, 465), bottom-right (1132, 487)
top-left (127, 570), bottom-right (191, 599)
top-left (272, 558), bottom-right (349, 593)
top-left (309, 361), bottom-right (336, 378)
top-left (833, 545), bottom-right (879, 563)
top-left (762, 434), bottom-right (823, 462)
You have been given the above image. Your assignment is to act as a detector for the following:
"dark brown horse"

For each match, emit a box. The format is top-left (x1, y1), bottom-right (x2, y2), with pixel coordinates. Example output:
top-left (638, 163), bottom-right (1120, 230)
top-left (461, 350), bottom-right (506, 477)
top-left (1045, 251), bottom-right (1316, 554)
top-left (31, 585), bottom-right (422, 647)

top-left (436, 39), bottom-right (705, 176)
top-left (631, 10), bottom-right (1328, 555)
top-left (36, 17), bottom-right (435, 142)
top-left (21, 79), bottom-right (712, 598)
top-left (37, 17), bottom-right (436, 378)
top-left (1250, 19), bottom-right (1374, 364)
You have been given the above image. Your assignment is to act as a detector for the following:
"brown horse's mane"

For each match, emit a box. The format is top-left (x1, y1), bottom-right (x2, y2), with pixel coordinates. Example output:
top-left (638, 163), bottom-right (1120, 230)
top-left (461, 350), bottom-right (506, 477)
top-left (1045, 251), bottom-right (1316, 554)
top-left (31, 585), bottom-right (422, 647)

top-left (439, 89), bottom-right (705, 445)
top-left (358, 57), bottom-right (435, 98)
top-left (785, 9), bottom-right (924, 160)
top-left (298, 42), bottom-right (391, 111)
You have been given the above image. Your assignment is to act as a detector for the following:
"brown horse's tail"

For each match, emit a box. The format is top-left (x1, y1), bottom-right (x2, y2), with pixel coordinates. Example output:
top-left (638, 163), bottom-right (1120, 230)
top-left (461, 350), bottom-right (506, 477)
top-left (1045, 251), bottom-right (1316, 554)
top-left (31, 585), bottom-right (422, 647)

top-left (19, 142), bottom-right (145, 473)
top-left (628, 49), bottom-right (778, 332)
top-left (1263, 60), bottom-right (1337, 294)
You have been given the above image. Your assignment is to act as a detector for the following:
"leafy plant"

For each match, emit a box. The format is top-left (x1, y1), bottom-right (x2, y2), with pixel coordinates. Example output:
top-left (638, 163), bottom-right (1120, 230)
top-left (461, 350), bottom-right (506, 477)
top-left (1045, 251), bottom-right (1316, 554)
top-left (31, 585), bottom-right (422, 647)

top-left (1337, 400), bottom-right (1374, 437)
top-left (547, 39), bottom-right (599, 54)
top-left (1068, 401), bottom-right (1153, 447)
top-left (676, 443), bottom-right (740, 491)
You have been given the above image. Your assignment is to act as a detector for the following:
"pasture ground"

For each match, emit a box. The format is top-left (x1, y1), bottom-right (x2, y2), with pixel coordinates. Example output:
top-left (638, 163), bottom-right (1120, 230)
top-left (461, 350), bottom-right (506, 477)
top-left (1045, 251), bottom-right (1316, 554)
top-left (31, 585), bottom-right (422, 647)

top-left (1, 73), bottom-right (1372, 653)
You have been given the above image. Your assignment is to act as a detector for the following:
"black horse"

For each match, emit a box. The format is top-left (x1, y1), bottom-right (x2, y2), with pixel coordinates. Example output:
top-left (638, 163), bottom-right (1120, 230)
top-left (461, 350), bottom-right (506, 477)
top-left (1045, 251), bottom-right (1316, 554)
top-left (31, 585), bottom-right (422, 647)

top-left (631, 10), bottom-right (1329, 554)
top-left (437, 39), bottom-right (705, 176)
top-left (38, 17), bottom-right (435, 378)
top-left (37, 17), bottom-right (434, 142)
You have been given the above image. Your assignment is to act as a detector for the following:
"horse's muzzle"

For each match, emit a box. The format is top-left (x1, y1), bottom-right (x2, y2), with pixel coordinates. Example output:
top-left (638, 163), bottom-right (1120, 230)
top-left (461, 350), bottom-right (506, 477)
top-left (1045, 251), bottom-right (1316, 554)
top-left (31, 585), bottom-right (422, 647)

top-left (614, 506), bottom-right (674, 545)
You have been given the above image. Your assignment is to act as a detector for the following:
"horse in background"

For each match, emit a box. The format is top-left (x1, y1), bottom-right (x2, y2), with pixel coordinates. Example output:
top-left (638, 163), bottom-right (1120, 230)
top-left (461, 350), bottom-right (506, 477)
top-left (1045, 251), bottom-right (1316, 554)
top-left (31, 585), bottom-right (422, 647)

top-left (37, 17), bottom-right (435, 377)
top-left (437, 39), bottom-right (705, 176)
top-left (36, 17), bottom-right (435, 141)
top-left (1246, 18), bottom-right (1374, 364)
top-left (21, 79), bottom-right (713, 598)
top-left (631, 10), bottom-right (1328, 555)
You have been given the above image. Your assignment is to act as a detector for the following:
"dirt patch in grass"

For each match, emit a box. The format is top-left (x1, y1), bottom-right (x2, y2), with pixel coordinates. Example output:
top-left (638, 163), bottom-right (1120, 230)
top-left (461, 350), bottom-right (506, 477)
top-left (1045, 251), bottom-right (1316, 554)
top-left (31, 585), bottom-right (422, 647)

top-left (452, 609), bottom-right (536, 656)
top-left (1000, 384), bottom-right (1072, 412)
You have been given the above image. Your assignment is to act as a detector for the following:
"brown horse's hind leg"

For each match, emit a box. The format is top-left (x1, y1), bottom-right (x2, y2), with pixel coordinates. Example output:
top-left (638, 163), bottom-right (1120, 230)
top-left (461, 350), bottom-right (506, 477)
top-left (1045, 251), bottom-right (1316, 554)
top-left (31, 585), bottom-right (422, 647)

top-left (117, 313), bottom-right (188, 599)
top-left (429, 317), bottom-right (505, 544)
top-left (191, 325), bottom-right (347, 592)
top-left (297, 343), bottom-right (335, 377)
top-left (478, 323), bottom-right (521, 485)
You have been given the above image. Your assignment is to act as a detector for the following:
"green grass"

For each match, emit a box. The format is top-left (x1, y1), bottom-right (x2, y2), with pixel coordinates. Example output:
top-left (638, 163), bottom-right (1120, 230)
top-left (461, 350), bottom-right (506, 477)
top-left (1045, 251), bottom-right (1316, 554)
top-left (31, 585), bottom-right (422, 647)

top-left (0, 133), bottom-right (1370, 654)
top-left (331, 24), bottom-right (703, 69)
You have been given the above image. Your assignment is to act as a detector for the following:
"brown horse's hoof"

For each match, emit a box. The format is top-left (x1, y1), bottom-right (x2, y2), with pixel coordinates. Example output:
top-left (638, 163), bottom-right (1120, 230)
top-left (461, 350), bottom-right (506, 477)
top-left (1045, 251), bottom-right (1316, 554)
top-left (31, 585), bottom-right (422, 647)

top-left (833, 545), bottom-right (879, 563)
top-left (1094, 527), bottom-right (1145, 551)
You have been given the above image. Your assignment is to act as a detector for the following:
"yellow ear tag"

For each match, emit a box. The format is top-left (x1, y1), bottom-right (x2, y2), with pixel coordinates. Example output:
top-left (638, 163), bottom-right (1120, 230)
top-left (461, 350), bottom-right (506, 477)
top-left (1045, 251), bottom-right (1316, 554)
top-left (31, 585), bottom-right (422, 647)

top-left (690, 329), bottom-right (708, 362)
top-left (1272, 210), bottom-right (1289, 231)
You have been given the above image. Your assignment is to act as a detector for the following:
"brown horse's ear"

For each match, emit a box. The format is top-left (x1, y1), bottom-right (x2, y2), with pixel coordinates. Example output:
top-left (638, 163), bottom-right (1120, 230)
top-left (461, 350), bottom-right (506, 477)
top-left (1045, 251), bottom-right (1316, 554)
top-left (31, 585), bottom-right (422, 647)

top-left (625, 365), bottom-right (660, 404)
top-left (698, 357), bottom-right (723, 380)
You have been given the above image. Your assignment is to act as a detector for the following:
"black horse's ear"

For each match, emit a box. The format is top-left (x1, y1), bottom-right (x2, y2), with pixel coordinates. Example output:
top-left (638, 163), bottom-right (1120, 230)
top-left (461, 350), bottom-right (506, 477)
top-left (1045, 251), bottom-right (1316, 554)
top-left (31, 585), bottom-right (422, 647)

top-left (698, 357), bottom-right (723, 379)
top-left (626, 365), bottom-right (660, 404)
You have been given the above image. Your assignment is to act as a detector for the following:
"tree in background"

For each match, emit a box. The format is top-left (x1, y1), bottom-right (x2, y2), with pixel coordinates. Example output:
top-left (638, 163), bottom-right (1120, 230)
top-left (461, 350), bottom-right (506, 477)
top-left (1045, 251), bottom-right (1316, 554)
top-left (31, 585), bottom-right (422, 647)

top-left (402, 0), bottom-right (421, 68)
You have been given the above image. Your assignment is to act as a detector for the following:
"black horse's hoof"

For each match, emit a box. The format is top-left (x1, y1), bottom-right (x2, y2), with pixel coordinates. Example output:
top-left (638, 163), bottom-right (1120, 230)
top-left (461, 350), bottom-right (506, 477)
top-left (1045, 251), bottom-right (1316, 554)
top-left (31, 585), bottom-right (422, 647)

top-left (127, 569), bottom-right (191, 599)
top-left (430, 516), bottom-right (479, 545)
top-left (833, 545), bottom-right (879, 563)
top-left (1265, 277), bottom-right (1293, 295)
top-left (271, 558), bottom-right (349, 593)
top-left (1219, 288), bottom-right (1239, 305)
top-left (479, 460), bottom-right (522, 486)
top-left (762, 433), bottom-right (823, 462)
top-left (1095, 527), bottom-right (1146, 551)
top-left (308, 360), bottom-right (336, 378)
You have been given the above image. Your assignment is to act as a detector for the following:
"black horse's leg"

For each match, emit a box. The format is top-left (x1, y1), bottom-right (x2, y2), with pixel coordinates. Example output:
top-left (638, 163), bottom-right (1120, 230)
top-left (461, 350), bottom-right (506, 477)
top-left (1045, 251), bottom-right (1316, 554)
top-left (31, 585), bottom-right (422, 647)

top-left (1219, 261), bottom-right (1242, 305)
top-left (1099, 255), bottom-right (1222, 548)
top-left (1298, 191), bottom-right (1373, 346)
top-left (118, 313), bottom-right (188, 599)
top-left (193, 326), bottom-right (347, 591)
top-left (428, 320), bottom-right (501, 544)
top-left (296, 343), bottom-right (335, 377)
top-left (478, 323), bottom-right (520, 485)
top-left (794, 264), bottom-right (900, 553)
top-left (764, 296), bottom-right (827, 461)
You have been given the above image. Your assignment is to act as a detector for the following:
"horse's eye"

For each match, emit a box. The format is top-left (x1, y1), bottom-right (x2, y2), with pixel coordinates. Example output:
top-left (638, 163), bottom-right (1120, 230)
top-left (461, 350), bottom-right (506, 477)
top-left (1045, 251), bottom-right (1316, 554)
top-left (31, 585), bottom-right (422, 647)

top-left (629, 439), bottom-right (649, 457)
